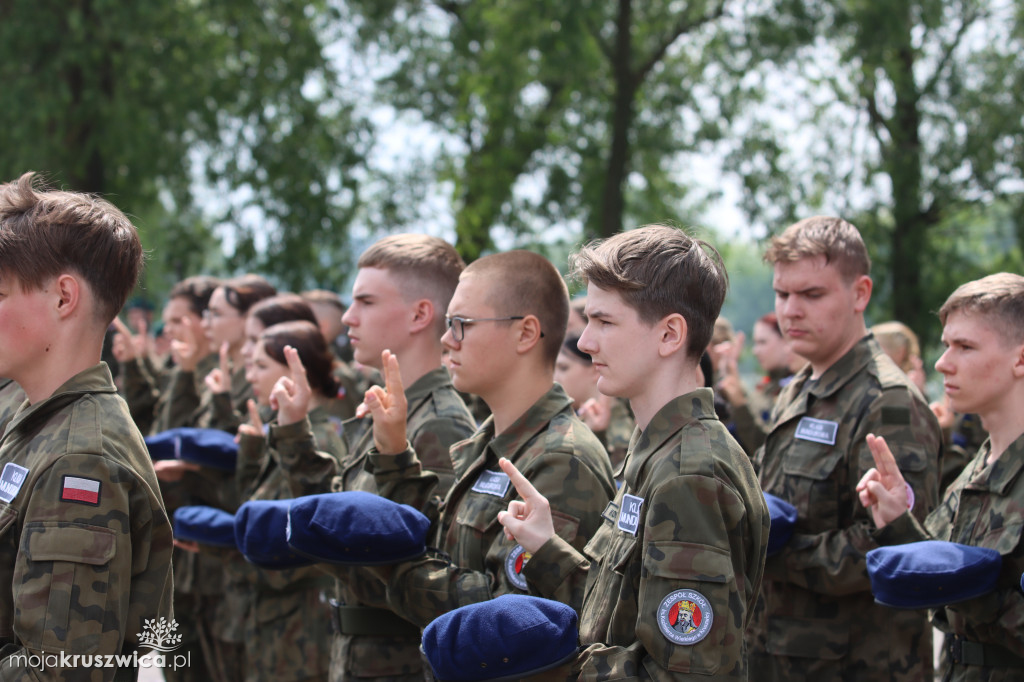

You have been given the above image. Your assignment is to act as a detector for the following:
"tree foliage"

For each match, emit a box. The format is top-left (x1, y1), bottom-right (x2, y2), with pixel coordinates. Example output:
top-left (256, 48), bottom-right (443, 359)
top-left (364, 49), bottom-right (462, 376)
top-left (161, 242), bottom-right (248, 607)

top-left (726, 0), bottom-right (1024, 343)
top-left (0, 0), bottom-right (370, 296)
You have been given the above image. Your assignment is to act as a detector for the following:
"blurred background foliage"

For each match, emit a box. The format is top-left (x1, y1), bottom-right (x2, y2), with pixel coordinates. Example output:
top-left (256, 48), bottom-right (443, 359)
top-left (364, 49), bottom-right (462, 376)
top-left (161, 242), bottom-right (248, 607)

top-left (2, 0), bottom-right (1023, 354)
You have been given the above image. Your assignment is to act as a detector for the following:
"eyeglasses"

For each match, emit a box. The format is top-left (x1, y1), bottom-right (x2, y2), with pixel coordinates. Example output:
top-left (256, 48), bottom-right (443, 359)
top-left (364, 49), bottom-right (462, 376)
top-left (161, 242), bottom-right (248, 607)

top-left (445, 315), bottom-right (534, 342)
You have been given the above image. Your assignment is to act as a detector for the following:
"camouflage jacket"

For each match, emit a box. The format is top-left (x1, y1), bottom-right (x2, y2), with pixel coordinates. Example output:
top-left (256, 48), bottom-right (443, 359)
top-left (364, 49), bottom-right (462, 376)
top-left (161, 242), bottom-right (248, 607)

top-left (227, 406), bottom-right (343, 682)
top-left (117, 355), bottom-right (162, 435)
top-left (595, 398), bottom-right (634, 475)
top-left (940, 413), bottom-right (988, 495)
top-left (200, 365), bottom-right (252, 434)
top-left (730, 368), bottom-right (792, 457)
top-left (370, 384), bottom-right (616, 629)
top-left (150, 353), bottom-right (219, 435)
top-left (522, 388), bottom-right (768, 681)
top-left (0, 364), bottom-right (173, 680)
top-left (0, 380), bottom-right (26, 436)
top-left (747, 335), bottom-right (941, 681)
top-left (272, 367), bottom-right (476, 682)
top-left (876, 432), bottom-right (1024, 681)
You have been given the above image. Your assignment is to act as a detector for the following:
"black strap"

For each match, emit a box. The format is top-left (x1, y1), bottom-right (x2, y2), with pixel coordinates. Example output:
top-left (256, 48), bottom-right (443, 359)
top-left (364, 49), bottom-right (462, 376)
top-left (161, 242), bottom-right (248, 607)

top-left (329, 600), bottom-right (420, 638)
top-left (949, 636), bottom-right (1024, 668)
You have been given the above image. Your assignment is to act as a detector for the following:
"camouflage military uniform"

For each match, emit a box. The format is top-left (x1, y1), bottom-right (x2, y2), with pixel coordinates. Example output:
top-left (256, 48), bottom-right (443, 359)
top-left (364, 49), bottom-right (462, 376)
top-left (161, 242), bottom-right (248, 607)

top-left (747, 335), bottom-right (942, 681)
top-left (519, 388), bottom-right (768, 680)
top-left (0, 364), bottom-right (173, 680)
top-left (594, 398), bottom-right (634, 475)
top-left (0, 379), bottom-right (26, 435)
top-left (151, 353), bottom-right (219, 435)
top-left (874, 432), bottom-right (1024, 681)
top-left (117, 355), bottom-right (163, 435)
top-left (370, 384), bottom-right (616, 628)
top-left (153, 353), bottom-right (233, 682)
top-left (941, 413), bottom-right (988, 495)
top-left (226, 405), bottom-right (346, 682)
top-left (731, 368), bottom-right (792, 457)
top-left (274, 367), bottom-right (476, 682)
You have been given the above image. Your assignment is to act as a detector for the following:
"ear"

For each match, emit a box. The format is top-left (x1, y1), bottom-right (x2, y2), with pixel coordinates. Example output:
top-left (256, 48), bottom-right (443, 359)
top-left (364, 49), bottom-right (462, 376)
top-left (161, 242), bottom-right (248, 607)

top-left (408, 299), bottom-right (435, 334)
top-left (852, 274), bottom-right (873, 313)
top-left (54, 274), bottom-right (81, 320)
top-left (1012, 341), bottom-right (1024, 379)
top-left (515, 315), bottom-right (544, 355)
top-left (657, 313), bottom-right (688, 358)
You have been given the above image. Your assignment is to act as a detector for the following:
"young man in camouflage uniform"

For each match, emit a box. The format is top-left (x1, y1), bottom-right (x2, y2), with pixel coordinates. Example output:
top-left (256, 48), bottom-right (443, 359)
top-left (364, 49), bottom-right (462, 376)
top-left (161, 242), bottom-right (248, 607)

top-left (270, 234), bottom-right (478, 681)
top-left (498, 225), bottom-right (768, 680)
top-left (0, 172), bottom-right (173, 680)
top-left (362, 249), bottom-right (617, 625)
top-left (859, 272), bottom-right (1024, 681)
top-left (745, 217), bottom-right (942, 681)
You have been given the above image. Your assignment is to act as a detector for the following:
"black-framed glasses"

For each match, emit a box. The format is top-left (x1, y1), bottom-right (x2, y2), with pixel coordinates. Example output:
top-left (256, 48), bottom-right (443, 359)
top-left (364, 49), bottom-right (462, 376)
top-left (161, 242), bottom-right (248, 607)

top-left (446, 315), bottom-right (532, 342)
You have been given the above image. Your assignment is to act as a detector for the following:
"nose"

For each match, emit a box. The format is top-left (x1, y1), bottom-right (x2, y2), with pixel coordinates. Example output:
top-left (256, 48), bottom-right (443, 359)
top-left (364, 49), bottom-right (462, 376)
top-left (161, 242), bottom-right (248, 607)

top-left (441, 325), bottom-right (458, 350)
top-left (577, 324), bottom-right (597, 355)
top-left (341, 307), bottom-right (356, 327)
top-left (934, 347), bottom-right (954, 375)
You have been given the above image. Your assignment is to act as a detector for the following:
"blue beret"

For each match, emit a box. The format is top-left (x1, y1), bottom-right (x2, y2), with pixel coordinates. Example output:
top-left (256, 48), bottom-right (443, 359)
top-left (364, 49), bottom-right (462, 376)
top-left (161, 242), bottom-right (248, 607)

top-left (287, 491), bottom-right (430, 565)
top-left (422, 595), bottom-right (579, 681)
top-left (173, 506), bottom-right (237, 548)
top-left (145, 427), bottom-right (238, 471)
top-left (234, 500), bottom-right (313, 569)
top-left (764, 493), bottom-right (797, 556)
top-left (867, 540), bottom-right (1002, 609)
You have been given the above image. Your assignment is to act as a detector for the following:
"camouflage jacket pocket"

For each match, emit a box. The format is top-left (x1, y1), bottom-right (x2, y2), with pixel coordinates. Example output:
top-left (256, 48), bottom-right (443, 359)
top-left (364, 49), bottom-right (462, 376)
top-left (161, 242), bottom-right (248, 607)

top-left (637, 542), bottom-right (736, 675)
top-left (18, 522), bottom-right (116, 654)
top-left (781, 440), bottom-right (845, 532)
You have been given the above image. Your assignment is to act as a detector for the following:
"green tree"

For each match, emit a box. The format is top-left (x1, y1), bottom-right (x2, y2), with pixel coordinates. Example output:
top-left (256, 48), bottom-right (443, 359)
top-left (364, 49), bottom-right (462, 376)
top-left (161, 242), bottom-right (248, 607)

top-left (0, 0), bottom-right (370, 296)
top-left (345, 0), bottom-right (741, 260)
top-left (727, 0), bottom-right (1024, 343)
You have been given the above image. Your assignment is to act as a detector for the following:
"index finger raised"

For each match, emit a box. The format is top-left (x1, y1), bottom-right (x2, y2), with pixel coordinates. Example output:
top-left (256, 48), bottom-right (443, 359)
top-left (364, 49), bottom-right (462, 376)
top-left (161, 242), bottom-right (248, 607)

top-left (499, 457), bottom-right (541, 501)
top-left (112, 316), bottom-right (133, 339)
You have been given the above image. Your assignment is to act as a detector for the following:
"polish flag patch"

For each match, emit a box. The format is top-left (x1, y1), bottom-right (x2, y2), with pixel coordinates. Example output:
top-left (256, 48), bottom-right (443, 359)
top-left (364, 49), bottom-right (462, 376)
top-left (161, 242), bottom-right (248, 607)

top-left (61, 476), bottom-right (101, 506)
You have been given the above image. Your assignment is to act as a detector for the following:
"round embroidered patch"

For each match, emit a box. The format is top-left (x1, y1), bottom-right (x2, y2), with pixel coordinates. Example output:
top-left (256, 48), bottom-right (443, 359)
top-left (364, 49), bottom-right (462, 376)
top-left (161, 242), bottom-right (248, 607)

top-left (657, 589), bottom-right (713, 645)
top-left (504, 545), bottom-right (532, 590)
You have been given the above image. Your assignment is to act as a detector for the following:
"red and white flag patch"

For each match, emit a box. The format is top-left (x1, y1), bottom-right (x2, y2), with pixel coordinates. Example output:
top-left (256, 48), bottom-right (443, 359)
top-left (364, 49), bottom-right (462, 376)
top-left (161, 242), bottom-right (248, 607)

top-left (61, 476), bottom-right (101, 506)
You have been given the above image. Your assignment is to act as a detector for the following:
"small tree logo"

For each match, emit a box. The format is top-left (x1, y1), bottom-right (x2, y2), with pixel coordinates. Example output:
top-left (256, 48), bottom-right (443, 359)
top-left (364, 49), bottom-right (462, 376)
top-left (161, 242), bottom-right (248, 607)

top-left (137, 617), bottom-right (182, 652)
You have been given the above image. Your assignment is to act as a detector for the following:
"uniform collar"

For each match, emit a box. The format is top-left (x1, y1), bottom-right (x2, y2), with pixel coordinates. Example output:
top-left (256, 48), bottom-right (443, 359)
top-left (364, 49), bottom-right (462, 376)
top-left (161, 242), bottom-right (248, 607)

top-left (457, 384), bottom-right (573, 465)
top-left (964, 432), bottom-right (1024, 496)
top-left (624, 388), bottom-right (717, 488)
top-left (404, 367), bottom-right (454, 404)
top-left (5, 363), bottom-right (116, 434)
top-left (773, 334), bottom-right (878, 426)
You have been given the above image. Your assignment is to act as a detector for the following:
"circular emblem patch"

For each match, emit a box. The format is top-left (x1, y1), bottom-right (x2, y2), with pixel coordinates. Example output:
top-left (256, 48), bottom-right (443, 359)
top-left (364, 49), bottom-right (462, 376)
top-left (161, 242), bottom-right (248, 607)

top-left (504, 545), bottom-right (532, 590)
top-left (657, 589), bottom-right (713, 645)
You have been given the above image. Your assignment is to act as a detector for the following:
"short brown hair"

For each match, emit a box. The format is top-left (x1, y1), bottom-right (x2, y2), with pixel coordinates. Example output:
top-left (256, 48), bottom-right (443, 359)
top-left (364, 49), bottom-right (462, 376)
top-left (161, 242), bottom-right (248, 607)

top-left (764, 216), bottom-right (871, 282)
top-left (939, 273), bottom-right (1024, 345)
top-left (219, 274), bottom-right (277, 315)
top-left (463, 250), bottom-right (569, 367)
top-left (169, 275), bottom-right (221, 316)
top-left (301, 289), bottom-right (346, 313)
top-left (260, 320), bottom-right (339, 398)
top-left (570, 225), bottom-right (727, 360)
top-left (358, 234), bottom-right (465, 336)
top-left (249, 294), bottom-right (318, 330)
top-left (0, 172), bottom-right (143, 323)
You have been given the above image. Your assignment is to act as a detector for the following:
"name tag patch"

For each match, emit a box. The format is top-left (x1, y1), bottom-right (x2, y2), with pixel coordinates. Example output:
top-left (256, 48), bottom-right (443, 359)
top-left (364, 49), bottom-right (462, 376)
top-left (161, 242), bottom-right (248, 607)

top-left (471, 470), bottom-right (511, 497)
top-left (617, 494), bottom-right (644, 535)
top-left (61, 476), bottom-right (101, 506)
top-left (0, 463), bottom-right (28, 503)
top-left (794, 417), bottom-right (839, 445)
